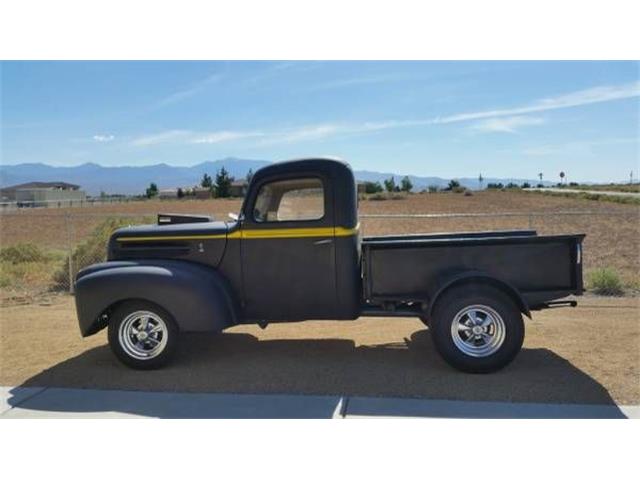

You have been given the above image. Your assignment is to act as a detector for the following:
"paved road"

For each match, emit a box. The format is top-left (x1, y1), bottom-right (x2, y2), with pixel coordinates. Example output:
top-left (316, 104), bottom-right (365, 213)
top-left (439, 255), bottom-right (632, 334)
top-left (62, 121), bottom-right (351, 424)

top-left (526, 187), bottom-right (640, 198)
top-left (2, 386), bottom-right (638, 419)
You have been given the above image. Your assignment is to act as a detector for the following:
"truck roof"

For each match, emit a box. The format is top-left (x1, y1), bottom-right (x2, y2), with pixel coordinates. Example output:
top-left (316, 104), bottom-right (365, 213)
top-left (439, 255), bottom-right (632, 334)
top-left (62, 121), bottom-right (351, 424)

top-left (254, 157), bottom-right (352, 178)
top-left (244, 157), bottom-right (358, 229)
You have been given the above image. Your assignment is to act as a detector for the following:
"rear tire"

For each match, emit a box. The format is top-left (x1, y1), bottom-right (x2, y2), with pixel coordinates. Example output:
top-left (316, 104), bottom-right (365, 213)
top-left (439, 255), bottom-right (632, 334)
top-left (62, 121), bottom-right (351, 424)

top-left (108, 300), bottom-right (178, 370)
top-left (430, 284), bottom-right (524, 373)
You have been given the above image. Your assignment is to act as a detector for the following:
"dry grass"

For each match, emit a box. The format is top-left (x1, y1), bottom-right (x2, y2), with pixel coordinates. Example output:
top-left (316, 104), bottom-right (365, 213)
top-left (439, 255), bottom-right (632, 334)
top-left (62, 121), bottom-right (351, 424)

top-left (1, 190), bottom-right (638, 291)
top-left (1, 295), bottom-right (638, 405)
top-left (357, 191), bottom-right (639, 288)
top-left (0, 198), bottom-right (243, 250)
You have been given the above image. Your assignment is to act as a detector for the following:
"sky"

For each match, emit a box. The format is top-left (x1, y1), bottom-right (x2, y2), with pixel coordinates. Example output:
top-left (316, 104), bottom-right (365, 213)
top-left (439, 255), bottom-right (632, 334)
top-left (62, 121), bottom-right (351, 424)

top-left (1, 61), bottom-right (638, 182)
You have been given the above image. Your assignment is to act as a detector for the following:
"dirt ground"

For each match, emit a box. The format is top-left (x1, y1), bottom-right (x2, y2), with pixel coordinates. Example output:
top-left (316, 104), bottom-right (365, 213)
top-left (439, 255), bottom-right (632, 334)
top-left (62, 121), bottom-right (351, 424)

top-left (1, 295), bottom-right (638, 405)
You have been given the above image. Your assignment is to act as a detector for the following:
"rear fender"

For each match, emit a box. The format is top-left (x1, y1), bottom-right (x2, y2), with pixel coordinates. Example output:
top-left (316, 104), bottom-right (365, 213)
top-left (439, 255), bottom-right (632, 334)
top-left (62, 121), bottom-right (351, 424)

top-left (75, 260), bottom-right (238, 337)
top-left (426, 271), bottom-right (531, 320)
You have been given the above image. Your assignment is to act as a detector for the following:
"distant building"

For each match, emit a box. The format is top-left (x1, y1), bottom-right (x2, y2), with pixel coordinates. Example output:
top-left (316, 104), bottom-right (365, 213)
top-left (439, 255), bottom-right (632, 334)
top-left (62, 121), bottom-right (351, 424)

top-left (229, 179), bottom-right (249, 197)
top-left (0, 181), bottom-right (86, 206)
top-left (193, 187), bottom-right (211, 199)
top-left (158, 188), bottom-right (178, 199)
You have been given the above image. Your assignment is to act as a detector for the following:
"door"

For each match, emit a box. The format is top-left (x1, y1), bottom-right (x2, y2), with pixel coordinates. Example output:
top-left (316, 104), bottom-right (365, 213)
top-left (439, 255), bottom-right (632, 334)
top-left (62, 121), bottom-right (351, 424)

top-left (240, 174), bottom-right (338, 320)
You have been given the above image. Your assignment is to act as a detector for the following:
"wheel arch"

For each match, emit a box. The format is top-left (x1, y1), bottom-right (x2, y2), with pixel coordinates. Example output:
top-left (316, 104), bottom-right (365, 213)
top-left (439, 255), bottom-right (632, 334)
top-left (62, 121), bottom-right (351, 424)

top-left (75, 260), bottom-right (239, 337)
top-left (427, 272), bottom-right (531, 320)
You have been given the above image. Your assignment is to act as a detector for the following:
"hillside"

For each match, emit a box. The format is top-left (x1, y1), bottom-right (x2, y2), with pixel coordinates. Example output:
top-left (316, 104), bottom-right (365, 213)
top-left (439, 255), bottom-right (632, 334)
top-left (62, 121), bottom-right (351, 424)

top-left (1, 157), bottom-right (550, 195)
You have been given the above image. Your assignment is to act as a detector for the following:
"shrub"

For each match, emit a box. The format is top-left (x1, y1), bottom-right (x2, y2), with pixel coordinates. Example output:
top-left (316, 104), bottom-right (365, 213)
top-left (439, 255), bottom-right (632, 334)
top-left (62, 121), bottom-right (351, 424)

top-left (369, 193), bottom-right (387, 201)
top-left (363, 181), bottom-right (383, 194)
top-left (588, 268), bottom-right (624, 296)
top-left (427, 185), bottom-right (439, 193)
top-left (452, 186), bottom-right (467, 193)
top-left (52, 217), bottom-right (138, 289)
top-left (0, 244), bottom-right (49, 264)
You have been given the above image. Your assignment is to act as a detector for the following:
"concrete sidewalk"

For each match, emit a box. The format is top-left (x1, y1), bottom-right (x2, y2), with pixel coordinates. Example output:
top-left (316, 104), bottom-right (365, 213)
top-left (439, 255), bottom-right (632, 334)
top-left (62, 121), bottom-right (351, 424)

top-left (2, 386), bottom-right (639, 419)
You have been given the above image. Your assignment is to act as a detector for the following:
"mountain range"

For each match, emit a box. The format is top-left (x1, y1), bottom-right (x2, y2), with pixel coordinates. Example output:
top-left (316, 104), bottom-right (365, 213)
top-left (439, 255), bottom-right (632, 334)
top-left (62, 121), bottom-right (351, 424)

top-left (0, 157), bottom-right (551, 195)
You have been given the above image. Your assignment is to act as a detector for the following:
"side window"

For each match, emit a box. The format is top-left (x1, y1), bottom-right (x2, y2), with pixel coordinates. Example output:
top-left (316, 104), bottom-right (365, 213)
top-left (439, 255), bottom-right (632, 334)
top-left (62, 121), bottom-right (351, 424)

top-left (253, 177), bottom-right (324, 222)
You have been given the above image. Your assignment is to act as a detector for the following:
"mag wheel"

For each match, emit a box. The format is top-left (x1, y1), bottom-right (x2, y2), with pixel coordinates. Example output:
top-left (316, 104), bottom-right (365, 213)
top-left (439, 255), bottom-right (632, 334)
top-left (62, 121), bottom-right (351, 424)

top-left (430, 284), bottom-right (524, 373)
top-left (108, 300), bottom-right (178, 370)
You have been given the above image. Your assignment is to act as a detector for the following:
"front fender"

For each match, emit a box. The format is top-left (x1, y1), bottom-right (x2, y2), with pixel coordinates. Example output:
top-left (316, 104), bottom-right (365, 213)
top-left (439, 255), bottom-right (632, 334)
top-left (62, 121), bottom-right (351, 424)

top-left (75, 260), bottom-right (238, 337)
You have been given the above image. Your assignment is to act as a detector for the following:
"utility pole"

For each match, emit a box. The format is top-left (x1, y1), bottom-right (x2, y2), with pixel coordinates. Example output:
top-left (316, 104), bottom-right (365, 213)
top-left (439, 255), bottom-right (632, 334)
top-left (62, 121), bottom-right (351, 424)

top-left (478, 173), bottom-right (484, 190)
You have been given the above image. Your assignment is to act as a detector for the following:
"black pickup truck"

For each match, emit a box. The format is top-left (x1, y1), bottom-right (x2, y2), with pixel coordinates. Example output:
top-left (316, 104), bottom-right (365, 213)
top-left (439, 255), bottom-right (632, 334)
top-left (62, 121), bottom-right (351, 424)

top-left (75, 158), bottom-right (585, 373)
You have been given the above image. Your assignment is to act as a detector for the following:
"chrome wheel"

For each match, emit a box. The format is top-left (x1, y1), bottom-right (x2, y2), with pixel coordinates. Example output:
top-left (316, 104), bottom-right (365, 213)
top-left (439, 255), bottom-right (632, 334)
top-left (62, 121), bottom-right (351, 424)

top-left (450, 304), bottom-right (506, 357)
top-left (118, 310), bottom-right (168, 360)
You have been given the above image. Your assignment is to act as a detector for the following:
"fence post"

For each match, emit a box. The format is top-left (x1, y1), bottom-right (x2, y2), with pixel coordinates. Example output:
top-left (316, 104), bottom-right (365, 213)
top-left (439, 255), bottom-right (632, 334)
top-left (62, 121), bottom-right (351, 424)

top-left (65, 212), bottom-right (74, 294)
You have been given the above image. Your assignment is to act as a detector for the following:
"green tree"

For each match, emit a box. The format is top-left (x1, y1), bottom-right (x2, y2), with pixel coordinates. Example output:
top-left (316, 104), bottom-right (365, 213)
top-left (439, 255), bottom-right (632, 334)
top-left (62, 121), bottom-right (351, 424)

top-left (400, 176), bottom-right (413, 192)
top-left (383, 176), bottom-right (396, 193)
top-left (215, 167), bottom-right (233, 198)
top-left (364, 181), bottom-right (383, 194)
top-left (145, 182), bottom-right (158, 198)
top-left (446, 179), bottom-right (460, 191)
top-left (177, 187), bottom-right (185, 199)
top-left (201, 173), bottom-right (213, 189)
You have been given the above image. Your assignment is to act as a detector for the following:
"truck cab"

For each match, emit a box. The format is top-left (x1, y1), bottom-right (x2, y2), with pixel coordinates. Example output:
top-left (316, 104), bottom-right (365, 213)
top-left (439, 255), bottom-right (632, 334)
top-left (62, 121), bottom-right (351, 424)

top-left (75, 157), bottom-right (584, 373)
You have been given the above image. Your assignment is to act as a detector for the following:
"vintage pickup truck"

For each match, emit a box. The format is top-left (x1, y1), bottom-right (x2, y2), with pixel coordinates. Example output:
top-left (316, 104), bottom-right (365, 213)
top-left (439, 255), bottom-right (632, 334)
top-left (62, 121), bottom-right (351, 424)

top-left (75, 158), bottom-right (585, 373)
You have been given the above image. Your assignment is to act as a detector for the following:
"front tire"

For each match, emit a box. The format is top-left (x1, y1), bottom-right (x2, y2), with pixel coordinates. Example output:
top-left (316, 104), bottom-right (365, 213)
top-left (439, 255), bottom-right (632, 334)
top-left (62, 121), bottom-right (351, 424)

top-left (108, 300), bottom-right (178, 370)
top-left (430, 284), bottom-right (524, 373)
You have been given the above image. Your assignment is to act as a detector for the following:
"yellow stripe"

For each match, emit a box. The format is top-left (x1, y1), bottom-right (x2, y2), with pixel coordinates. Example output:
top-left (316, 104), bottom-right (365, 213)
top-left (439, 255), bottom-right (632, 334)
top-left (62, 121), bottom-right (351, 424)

top-left (117, 224), bottom-right (359, 242)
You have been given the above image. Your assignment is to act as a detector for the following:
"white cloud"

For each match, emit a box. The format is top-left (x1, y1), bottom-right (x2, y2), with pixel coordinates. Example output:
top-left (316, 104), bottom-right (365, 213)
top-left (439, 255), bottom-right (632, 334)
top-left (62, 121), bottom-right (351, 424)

top-left (256, 122), bottom-right (419, 145)
top-left (191, 130), bottom-right (264, 144)
top-left (434, 81), bottom-right (640, 124)
top-left (267, 124), bottom-right (341, 143)
top-left (130, 130), bottom-right (191, 146)
top-left (471, 115), bottom-right (545, 133)
top-left (307, 73), bottom-right (428, 92)
top-left (155, 73), bottom-right (223, 108)
top-left (92, 134), bottom-right (115, 142)
top-left (129, 82), bottom-right (640, 147)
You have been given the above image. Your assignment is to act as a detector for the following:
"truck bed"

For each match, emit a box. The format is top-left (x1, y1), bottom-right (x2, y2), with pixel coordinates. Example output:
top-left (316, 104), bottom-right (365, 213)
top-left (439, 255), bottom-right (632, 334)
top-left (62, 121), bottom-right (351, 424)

top-left (362, 229), bottom-right (585, 309)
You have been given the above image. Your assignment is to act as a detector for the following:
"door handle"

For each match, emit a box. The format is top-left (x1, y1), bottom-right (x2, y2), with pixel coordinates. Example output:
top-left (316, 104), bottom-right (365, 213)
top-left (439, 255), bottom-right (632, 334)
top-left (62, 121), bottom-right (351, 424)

top-left (313, 238), bottom-right (333, 245)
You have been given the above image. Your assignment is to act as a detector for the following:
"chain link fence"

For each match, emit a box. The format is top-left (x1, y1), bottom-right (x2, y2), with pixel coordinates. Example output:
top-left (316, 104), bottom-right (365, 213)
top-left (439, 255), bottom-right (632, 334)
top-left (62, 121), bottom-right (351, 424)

top-left (1, 208), bottom-right (638, 304)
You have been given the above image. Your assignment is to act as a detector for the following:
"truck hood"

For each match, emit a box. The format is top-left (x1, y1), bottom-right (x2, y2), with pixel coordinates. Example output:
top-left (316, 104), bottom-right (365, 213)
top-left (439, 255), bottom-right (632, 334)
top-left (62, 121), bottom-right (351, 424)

top-left (107, 221), bottom-right (236, 265)
top-left (112, 220), bottom-right (231, 241)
